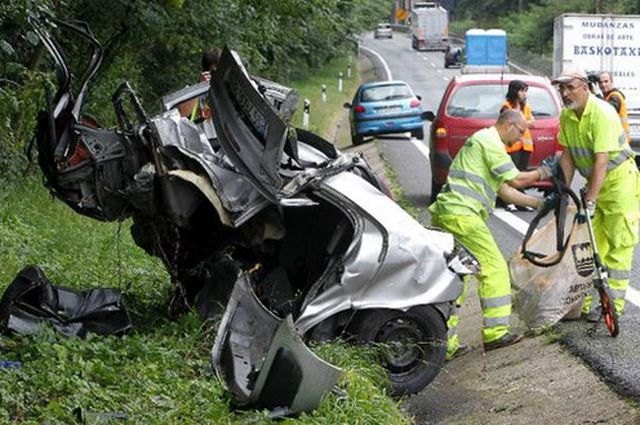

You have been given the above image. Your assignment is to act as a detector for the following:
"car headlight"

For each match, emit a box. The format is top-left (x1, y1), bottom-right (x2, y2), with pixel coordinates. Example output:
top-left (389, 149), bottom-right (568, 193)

top-left (446, 246), bottom-right (479, 276)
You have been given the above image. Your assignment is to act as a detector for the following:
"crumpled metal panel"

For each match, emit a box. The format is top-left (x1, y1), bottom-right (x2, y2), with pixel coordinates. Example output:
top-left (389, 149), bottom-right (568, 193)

top-left (210, 48), bottom-right (288, 203)
top-left (295, 171), bottom-right (463, 334)
top-left (211, 273), bottom-right (341, 416)
top-left (148, 111), bottom-right (269, 226)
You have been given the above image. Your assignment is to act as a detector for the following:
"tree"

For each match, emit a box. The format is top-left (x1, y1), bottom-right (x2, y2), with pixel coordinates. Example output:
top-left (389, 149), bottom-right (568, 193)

top-left (0, 0), bottom-right (392, 181)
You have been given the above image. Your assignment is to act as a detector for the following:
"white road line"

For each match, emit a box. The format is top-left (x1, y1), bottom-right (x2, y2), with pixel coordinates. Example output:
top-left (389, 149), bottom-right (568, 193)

top-left (627, 287), bottom-right (640, 306)
top-left (410, 137), bottom-right (430, 159)
top-left (358, 46), bottom-right (392, 81)
top-left (492, 209), bottom-right (531, 235)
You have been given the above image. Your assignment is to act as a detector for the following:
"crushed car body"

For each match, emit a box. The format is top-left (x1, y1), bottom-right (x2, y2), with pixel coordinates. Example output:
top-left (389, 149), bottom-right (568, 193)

top-left (28, 15), bottom-right (478, 410)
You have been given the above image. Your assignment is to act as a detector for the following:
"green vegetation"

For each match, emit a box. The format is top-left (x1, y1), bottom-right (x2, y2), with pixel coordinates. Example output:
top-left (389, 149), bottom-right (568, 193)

top-left (290, 55), bottom-right (360, 144)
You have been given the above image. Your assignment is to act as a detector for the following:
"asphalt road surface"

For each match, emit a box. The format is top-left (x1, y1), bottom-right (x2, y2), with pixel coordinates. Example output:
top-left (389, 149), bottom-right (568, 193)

top-left (357, 30), bottom-right (640, 424)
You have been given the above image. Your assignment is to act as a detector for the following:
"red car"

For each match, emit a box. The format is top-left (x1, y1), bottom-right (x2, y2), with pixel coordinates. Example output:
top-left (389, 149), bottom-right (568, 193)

top-left (426, 73), bottom-right (562, 202)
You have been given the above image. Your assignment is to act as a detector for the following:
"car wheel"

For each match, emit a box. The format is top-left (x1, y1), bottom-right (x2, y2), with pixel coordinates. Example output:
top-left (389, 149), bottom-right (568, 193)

top-left (352, 134), bottom-right (365, 145)
top-left (350, 306), bottom-right (447, 397)
top-left (430, 178), bottom-right (443, 204)
top-left (411, 128), bottom-right (424, 140)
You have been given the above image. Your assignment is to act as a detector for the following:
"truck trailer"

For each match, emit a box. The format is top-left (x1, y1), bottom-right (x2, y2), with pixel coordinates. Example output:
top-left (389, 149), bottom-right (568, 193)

top-left (410, 2), bottom-right (448, 51)
top-left (553, 13), bottom-right (640, 158)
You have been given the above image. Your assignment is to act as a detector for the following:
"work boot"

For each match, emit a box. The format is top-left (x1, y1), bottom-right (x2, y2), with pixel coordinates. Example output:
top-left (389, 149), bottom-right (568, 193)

top-left (483, 332), bottom-right (524, 351)
top-left (446, 343), bottom-right (471, 361)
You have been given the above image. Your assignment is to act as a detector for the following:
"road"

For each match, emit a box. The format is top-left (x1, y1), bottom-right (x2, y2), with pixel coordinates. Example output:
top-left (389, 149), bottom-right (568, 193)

top-left (358, 31), bottom-right (640, 423)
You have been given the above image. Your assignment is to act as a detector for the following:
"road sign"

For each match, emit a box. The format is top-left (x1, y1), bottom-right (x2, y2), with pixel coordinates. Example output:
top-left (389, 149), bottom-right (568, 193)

top-left (395, 8), bottom-right (409, 21)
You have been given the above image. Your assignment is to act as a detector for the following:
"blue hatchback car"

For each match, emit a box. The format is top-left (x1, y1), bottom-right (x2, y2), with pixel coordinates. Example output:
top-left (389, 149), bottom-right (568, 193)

top-left (344, 80), bottom-right (425, 145)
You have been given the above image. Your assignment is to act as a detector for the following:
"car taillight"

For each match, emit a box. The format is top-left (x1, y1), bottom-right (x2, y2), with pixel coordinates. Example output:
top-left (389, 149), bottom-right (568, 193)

top-left (410, 99), bottom-right (421, 108)
top-left (354, 105), bottom-right (366, 113)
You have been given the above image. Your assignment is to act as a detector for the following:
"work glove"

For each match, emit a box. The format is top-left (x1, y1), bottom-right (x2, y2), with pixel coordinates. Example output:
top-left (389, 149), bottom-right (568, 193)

top-left (537, 192), bottom-right (559, 212)
top-left (584, 199), bottom-right (596, 218)
top-left (578, 187), bottom-right (596, 221)
top-left (537, 155), bottom-right (560, 180)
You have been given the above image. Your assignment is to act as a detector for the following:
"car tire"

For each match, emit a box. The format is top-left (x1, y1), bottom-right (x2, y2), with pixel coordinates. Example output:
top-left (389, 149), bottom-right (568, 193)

top-left (352, 134), bottom-right (365, 145)
top-left (411, 128), bottom-right (424, 140)
top-left (350, 306), bottom-right (447, 397)
top-left (430, 178), bottom-right (443, 204)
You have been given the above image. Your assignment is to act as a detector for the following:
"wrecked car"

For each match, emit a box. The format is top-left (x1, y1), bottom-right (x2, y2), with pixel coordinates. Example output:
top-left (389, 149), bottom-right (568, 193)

top-left (28, 15), bottom-right (478, 402)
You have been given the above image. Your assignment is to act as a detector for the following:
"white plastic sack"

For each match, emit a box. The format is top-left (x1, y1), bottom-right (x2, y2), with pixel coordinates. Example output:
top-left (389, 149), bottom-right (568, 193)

top-left (510, 206), bottom-right (595, 329)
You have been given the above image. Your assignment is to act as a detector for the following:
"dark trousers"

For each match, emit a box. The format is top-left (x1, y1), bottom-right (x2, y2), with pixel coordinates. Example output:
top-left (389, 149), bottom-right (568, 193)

top-left (510, 150), bottom-right (531, 172)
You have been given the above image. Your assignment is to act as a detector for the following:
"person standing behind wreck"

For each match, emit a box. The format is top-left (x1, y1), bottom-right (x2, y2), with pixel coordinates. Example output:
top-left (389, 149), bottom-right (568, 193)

top-left (597, 71), bottom-right (630, 142)
top-left (429, 109), bottom-right (554, 359)
top-left (500, 80), bottom-right (536, 212)
top-left (178, 47), bottom-right (221, 120)
top-left (552, 67), bottom-right (640, 320)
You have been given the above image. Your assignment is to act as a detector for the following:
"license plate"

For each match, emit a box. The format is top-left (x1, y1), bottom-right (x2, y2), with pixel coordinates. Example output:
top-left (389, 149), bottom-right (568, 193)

top-left (376, 106), bottom-right (401, 113)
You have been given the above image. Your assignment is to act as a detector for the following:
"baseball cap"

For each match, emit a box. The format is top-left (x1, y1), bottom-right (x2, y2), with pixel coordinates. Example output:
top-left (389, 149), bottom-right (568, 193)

top-left (551, 67), bottom-right (588, 85)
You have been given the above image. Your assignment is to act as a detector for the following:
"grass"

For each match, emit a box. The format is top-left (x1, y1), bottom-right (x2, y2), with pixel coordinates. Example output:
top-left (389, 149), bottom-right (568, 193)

top-left (290, 54), bottom-right (363, 149)
top-left (0, 54), bottom-right (412, 424)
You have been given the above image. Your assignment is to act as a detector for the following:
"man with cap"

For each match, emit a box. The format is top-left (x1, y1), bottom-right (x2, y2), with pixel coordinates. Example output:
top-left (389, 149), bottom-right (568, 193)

top-left (552, 67), bottom-right (640, 320)
top-left (430, 109), bottom-right (555, 359)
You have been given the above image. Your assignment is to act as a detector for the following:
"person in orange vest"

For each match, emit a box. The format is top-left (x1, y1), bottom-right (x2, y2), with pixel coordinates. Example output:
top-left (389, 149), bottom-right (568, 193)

top-left (597, 71), bottom-right (629, 142)
top-left (500, 80), bottom-right (535, 211)
top-left (178, 47), bottom-right (222, 121)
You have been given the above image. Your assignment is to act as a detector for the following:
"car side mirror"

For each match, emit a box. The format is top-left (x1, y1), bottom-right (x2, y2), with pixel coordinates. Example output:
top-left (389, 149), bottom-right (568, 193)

top-left (416, 95), bottom-right (422, 101)
top-left (421, 111), bottom-right (435, 121)
top-left (343, 102), bottom-right (351, 109)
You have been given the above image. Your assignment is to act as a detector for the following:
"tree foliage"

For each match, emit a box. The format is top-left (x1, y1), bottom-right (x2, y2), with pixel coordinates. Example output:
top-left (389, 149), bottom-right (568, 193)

top-left (0, 0), bottom-right (390, 181)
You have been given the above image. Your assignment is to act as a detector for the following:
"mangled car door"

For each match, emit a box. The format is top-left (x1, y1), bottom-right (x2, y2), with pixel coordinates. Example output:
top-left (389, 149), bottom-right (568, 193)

top-left (209, 48), bottom-right (289, 203)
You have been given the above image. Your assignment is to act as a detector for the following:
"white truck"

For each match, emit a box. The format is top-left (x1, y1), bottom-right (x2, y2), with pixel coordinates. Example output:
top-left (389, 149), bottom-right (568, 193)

top-left (553, 13), bottom-right (640, 156)
top-left (410, 2), bottom-right (448, 51)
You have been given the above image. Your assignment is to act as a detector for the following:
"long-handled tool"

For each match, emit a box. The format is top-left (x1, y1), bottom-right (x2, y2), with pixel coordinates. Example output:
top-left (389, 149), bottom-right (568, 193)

top-left (580, 188), bottom-right (619, 337)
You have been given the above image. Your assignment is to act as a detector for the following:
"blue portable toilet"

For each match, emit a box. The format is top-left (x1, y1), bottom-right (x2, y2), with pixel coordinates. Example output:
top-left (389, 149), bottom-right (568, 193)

top-left (462, 28), bottom-right (509, 73)
top-left (465, 29), bottom-right (487, 65)
top-left (486, 29), bottom-right (507, 65)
